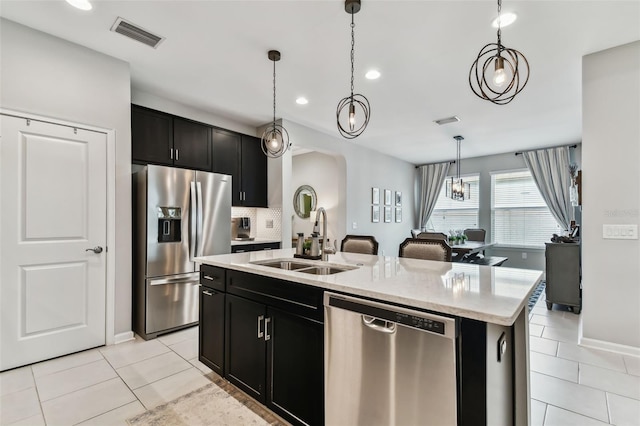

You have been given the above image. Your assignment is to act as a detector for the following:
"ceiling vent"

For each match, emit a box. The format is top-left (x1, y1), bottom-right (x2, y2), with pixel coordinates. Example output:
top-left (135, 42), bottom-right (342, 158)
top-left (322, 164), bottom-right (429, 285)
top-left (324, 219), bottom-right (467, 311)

top-left (110, 17), bottom-right (164, 49)
top-left (434, 116), bottom-right (460, 125)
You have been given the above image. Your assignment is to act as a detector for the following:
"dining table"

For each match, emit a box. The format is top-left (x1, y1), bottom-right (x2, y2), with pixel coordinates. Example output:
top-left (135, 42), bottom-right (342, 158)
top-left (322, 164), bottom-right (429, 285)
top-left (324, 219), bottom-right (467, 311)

top-left (451, 241), bottom-right (496, 258)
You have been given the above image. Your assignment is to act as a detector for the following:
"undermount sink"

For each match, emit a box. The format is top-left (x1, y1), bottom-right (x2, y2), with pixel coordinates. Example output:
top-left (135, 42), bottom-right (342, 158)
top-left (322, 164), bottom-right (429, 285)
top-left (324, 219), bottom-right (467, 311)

top-left (296, 266), bottom-right (355, 275)
top-left (250, 259), bottom-right (357, 275)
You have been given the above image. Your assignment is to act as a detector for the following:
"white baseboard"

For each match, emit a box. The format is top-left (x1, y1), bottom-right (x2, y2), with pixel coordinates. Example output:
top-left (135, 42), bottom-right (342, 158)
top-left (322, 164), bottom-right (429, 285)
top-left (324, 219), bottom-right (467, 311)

top-left (580, 337), bottom-right (640, 357)
top-left (114, 331), bottom-right (135, 345)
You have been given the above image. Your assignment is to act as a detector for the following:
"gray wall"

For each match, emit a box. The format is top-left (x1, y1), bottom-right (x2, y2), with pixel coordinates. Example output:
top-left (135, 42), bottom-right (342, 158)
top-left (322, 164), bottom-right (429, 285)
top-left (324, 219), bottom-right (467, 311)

top-left (449, 146), bottom-right (582, 271)
top-left (292, 152), bottom-right (344, 245)
top-left (279, 121), bottom-right (416, 256)
top-left (582, 41), bottom-right (639, 351)
top-left (0, 19), bottom-right (132, 336)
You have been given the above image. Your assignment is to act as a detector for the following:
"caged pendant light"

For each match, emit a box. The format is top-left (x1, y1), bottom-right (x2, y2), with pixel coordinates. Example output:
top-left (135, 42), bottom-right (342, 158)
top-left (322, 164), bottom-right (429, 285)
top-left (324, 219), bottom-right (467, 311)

top-left (446, 136), bottom-right (470, 201)
top-left (469, 0), bottom-right (530, 105)
top-left (261, 50), bottom-right (290, 158)
top-left (336, 0), bottom-right (370, 139)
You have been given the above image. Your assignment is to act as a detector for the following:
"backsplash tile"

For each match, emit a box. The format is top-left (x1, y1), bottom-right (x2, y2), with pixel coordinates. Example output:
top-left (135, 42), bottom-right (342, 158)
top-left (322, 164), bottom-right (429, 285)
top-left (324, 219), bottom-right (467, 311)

top-left (231, 207), bottom-right (281, 241)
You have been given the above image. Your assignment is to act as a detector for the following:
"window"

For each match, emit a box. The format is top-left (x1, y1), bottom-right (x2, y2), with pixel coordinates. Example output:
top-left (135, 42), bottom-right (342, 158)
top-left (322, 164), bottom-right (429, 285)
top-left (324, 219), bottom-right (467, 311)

top-left (429, 174), bottom-right (479, 233)
top-left (491, 170), bottom-right (562, 248)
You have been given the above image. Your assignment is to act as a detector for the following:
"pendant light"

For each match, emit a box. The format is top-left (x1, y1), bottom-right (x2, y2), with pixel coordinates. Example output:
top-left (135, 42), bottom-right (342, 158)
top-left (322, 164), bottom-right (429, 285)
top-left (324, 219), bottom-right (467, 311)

top-left (336, 0), bottom-right (370, 139)
top-left (469, 0), bottom-right (529, 105)
top-left (261, 50), bottom-right (290, 158)
top-left (446, 136), bottom-right (470, 201)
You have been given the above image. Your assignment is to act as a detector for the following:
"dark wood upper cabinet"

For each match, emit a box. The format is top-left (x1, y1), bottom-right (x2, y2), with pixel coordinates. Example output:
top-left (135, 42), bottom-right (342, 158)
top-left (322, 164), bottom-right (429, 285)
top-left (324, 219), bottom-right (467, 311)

top-left (240, 135), bottom-right (268, 208)
top-left (131, 106), bottom-right (173, 165)
top-left (132, 105), bottom-right (211, 171)
top-left (132, 105), bottom-right (268, 206)
top-left (212, 131), bottom-right (268, 207)
top-left (173, 117), bottom-right (212, 171)
top-left (211, 129), bottom-right (242, 205)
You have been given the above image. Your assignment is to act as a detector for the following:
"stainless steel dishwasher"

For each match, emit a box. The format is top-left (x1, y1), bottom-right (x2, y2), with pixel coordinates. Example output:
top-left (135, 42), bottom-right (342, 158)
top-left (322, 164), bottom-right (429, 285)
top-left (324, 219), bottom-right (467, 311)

top-left (324, 292), bottom-right (458, 426)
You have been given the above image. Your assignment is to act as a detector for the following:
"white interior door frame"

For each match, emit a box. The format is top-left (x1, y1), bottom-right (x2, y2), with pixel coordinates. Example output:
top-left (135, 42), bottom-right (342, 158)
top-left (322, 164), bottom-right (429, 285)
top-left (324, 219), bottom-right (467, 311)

top-left (1, 108), bottom-right (117, 345)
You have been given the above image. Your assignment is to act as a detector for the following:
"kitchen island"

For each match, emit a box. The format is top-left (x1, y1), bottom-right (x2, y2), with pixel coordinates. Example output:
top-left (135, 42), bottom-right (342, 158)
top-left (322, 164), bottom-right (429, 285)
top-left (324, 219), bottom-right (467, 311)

top-left (195, 248), bottom-right (542, 426)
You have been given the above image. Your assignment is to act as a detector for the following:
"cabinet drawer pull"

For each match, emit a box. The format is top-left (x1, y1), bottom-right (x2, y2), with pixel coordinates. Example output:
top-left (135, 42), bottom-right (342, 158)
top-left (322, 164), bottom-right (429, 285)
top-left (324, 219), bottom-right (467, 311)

top-left (257, 315), bottom-right (264, 338)
top-left (265, 317), bottom-right (271, 341)
top-left (203, 275), bottom-right (219, 281)
top-left (235, 250), bottom-right (246, 253)
top-left (203, 290), bottom-right (213, 296)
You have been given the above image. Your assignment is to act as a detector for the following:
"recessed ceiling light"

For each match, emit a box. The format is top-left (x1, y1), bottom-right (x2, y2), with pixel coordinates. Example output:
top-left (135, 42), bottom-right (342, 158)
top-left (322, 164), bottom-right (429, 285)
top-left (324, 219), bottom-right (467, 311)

top-left (296, 97), bottom-right (308, 105)
top-left (491, 12), bottom-right (517, 28)
top-left (365, 69), bottom-right (381, 80)
top-left (66, 0), bottom-right (92, 11)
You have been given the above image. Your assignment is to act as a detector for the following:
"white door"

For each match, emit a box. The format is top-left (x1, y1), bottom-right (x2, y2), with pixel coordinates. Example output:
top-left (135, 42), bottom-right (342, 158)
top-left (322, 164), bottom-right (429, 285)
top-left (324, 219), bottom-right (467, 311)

top-left (0, 114), bottom-right (107, 371)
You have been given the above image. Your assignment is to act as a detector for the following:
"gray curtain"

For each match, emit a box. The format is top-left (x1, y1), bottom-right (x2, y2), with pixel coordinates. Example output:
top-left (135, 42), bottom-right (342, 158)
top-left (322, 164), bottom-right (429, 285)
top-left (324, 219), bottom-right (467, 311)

top-left (417, 162), bottom-right (450, 230)
top-left (522, 146), bottom-right (574, 230)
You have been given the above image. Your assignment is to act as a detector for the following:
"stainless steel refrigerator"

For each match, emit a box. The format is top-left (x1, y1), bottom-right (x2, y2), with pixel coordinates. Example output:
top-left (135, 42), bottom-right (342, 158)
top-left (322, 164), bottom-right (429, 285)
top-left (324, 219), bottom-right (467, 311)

top-left (133, 165), bottom-right (231, 339)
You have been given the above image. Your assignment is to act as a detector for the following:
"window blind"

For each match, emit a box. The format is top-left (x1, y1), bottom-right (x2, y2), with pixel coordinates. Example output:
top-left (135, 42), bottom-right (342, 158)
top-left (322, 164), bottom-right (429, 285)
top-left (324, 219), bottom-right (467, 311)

top-left (491, 170), bottom-right (561, 247)
top-left (429, 175), bottom-right (479, 233)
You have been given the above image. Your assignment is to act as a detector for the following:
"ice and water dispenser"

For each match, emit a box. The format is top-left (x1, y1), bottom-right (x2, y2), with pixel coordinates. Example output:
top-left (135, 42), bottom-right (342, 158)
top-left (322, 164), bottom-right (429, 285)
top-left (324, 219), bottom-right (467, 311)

top-left (157, 207), bottom-right (182, 243)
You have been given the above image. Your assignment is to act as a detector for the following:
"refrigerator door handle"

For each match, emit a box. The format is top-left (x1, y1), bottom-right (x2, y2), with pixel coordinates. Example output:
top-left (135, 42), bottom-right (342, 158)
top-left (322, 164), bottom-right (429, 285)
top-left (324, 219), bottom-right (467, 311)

top-left (196, 181), bottom-right (204, 257)
top-left (190, 181), bottom-right (197, 261)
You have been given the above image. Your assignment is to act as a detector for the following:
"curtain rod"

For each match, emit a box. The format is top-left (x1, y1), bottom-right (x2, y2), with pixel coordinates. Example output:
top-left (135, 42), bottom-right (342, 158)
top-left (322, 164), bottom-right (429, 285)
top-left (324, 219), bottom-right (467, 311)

top-left (415, 160), bottom-right (455, 169)
top-left (515, 144), bottom-right (578, 156)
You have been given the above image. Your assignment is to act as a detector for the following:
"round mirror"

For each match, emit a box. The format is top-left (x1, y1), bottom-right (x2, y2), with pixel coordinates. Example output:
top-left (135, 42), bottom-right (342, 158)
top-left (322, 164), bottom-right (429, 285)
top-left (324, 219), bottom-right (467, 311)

top-left (293, 185), bottom-right (317, 219)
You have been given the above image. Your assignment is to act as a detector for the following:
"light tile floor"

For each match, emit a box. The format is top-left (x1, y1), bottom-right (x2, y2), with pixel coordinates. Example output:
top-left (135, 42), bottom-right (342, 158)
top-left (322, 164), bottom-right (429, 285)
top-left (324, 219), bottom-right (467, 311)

top-left (1, 292), bottom-right (639, 425)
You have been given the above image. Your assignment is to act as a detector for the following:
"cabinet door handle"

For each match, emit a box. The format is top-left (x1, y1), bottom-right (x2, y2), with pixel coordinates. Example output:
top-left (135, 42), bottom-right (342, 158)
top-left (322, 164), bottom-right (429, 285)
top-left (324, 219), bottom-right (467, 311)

top-left (203, 290), bottom-right (213, 296)
top-left (203, 275), bottom-right (219, 281)
top-left (170, 148), bottom-right (174, 160)
top-left (257, 315), bottom-right (264, 338)
top-left (265, 317), bottom-right (271, 341)
top-left (175, 149), bottom-right (179, 161)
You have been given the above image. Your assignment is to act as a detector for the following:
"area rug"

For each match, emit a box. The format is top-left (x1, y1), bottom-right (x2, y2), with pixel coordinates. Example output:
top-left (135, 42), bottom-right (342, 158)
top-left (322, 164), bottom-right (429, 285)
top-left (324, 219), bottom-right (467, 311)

top-left (127, 375), bottom-right (289, 426)
top-left (528, 280), bottom-right (546, 315)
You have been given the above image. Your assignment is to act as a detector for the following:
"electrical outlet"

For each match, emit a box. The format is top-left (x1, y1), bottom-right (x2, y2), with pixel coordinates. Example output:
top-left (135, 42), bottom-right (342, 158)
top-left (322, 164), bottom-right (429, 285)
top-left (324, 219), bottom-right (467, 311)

top-left (266, 219), bottom-right (273, 229)
top-left (352, 222), bottom-right (358, 230)
top-left (603, 224), bottom-right (638, 239)
top-left (521, 252), bottom-right (527, 260)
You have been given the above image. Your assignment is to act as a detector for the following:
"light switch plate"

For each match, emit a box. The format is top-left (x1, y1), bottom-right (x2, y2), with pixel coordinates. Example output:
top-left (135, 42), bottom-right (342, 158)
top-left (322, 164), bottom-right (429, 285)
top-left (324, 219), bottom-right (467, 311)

top-left (602, 224), bottom-right (638, 239)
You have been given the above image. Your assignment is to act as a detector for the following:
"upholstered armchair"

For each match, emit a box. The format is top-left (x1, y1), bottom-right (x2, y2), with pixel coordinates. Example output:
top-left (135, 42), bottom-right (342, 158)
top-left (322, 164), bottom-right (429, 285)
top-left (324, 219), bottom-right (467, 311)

top-left (340, 235), bottom-right (379, 255)
top-left (398, 238), bottom-right (452, 262)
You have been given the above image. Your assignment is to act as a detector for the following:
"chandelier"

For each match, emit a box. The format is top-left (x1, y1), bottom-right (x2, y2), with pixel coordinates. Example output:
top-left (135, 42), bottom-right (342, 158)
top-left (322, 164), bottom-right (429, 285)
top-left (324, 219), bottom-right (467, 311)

top-left (446, 136), bottom-right (470, 201)
top-left (261, 50), bottom-right (290, 158)
top-left (336, 0), bottom-right (370, 139)
top-left (469, 0), bottom-right (530, 105)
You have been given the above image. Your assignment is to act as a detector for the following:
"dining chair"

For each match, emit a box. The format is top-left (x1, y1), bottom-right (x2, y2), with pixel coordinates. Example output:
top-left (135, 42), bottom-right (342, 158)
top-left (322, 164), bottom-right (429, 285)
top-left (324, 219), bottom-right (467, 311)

top-left (398, 238), bottom-right (452, 262)
top-left (416, 232), bottom-right (448, 242)
top-left (340, 235), bottom-right (379, 255)
top-left (463, 228), bottom-right (486, 242)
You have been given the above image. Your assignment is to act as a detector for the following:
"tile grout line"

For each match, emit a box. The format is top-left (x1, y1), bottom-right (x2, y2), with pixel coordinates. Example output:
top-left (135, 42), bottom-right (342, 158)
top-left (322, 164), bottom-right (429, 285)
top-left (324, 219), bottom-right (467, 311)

top-left (28, 365), bottom-right (47, 426)
top-left (542, 401), bottom-right (611, 425)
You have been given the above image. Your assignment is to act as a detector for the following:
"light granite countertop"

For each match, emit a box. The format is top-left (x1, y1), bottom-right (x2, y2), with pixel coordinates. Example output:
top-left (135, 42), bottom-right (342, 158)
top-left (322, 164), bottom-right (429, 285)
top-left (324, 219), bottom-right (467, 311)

top-left (195, 248), bottom-right (543, 326)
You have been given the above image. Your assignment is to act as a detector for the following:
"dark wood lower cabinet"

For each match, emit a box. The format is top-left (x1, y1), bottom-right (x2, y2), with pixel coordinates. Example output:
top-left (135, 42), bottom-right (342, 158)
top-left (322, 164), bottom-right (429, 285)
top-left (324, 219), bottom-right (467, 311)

top-left (224, 294), bottom-right (324, 426)
top-left (225, 294), bottom-right (267, 401)
top-left (267, 307), bottom-right (324, 426)
top-left (199, 286), bottom-right (225, 376)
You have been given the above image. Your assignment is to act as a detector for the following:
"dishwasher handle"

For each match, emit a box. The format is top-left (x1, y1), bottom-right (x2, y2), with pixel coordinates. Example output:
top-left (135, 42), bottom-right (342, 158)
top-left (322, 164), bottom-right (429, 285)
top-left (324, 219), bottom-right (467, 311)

top-left (362, 315), bottom-right (397, 334)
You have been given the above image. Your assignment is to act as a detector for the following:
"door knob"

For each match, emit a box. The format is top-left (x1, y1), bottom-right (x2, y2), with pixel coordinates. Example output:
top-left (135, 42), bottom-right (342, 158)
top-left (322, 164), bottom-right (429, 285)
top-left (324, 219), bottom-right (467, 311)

top-left (85, 246), bottom-right (103, 254)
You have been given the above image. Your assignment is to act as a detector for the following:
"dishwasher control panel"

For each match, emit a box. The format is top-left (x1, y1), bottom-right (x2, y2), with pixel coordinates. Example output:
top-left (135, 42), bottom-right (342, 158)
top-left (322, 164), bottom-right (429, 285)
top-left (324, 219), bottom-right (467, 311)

top-left (327, 294), bottom-right (452, 337)
top-left (395, 312), bottom-right (445, 335)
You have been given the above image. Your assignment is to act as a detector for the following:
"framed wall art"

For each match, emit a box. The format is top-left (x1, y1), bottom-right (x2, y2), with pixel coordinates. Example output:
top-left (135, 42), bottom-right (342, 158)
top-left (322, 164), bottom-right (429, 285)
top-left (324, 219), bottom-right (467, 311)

top-left (384, 206), bottom-right (392, 223)
top-left (395, 207), bottom-right (402, 222)
top-left (384, 189), bottom-right (392, 206)
top-left (395, 191), bottom-right (402, 206)
top-left (372, 187), bottom-right (380, 205)
top-left (372, 205), bottom-right (380, 223)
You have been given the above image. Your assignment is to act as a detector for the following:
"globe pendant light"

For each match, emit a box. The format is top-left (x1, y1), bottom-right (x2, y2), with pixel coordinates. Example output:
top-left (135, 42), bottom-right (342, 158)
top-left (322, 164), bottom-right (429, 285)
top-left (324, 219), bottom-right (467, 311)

top-left (446, 136), bottom-right (470, 201)
top-left (336, 0), bottom-right (370, 139)
top-left (469, 0), bottom-right (530, 105)
top-left (261, 50), bottom-right (290, 158)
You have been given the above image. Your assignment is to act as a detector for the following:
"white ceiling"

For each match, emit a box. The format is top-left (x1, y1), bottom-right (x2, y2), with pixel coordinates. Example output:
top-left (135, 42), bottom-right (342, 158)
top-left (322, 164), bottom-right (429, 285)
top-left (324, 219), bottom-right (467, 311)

top-left (1, 1), bottom-right (639, 164)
